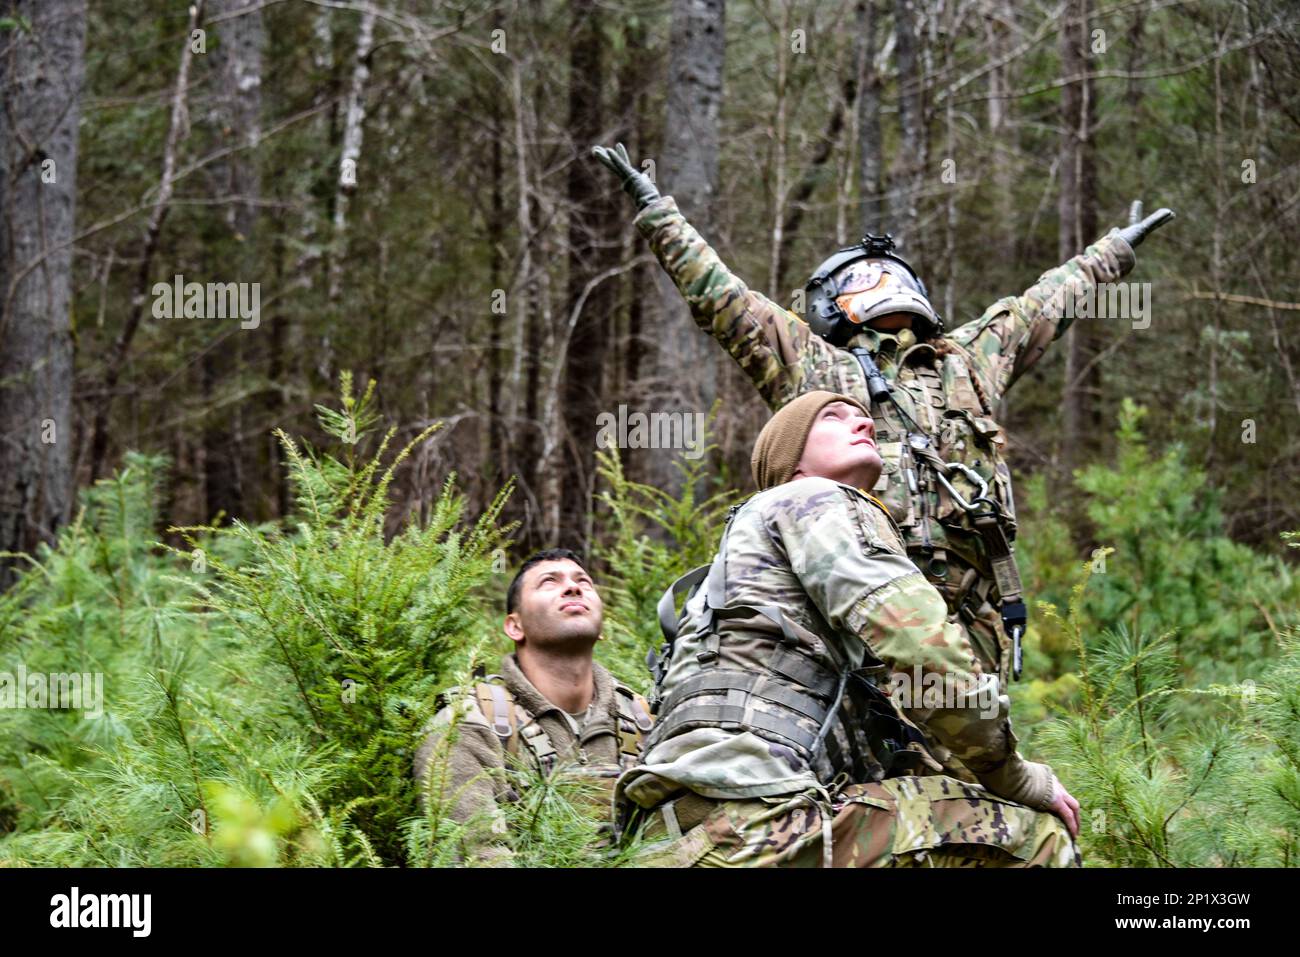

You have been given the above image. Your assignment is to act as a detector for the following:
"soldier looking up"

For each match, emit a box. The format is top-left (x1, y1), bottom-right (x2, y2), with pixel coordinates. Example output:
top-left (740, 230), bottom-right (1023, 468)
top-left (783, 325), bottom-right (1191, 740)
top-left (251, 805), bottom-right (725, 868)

top-left (616, 392), bottom-right (1080, 867)
top-left (593, 142), bottom-right (1173, 780)
top-left (414, 549), bottom-right (653, 864)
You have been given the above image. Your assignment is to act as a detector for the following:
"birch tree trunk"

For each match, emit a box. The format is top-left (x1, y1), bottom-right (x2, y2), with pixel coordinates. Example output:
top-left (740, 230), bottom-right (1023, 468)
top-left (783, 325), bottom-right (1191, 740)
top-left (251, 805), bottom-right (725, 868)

top-left (328, 7), bottom-right (377, 303)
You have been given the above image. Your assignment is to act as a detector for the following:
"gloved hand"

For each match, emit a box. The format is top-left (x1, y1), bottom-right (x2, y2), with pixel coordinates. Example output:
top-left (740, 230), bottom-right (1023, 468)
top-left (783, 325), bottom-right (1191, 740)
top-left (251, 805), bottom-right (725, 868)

top-left (1116, 200), bottom-right (1175, 248)
top-left (591, 142), bottom-right (661, 211)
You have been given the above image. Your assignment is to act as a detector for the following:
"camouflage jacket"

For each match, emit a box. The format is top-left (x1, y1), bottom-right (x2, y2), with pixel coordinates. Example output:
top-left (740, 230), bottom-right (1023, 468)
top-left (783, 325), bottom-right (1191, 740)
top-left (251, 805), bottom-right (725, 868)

top-left (616, 478), bottom-right (1055, 812)
top-left (414, 653), bottom-right (651, 863)
top-left (634, 196), bottom-right (1136, 668)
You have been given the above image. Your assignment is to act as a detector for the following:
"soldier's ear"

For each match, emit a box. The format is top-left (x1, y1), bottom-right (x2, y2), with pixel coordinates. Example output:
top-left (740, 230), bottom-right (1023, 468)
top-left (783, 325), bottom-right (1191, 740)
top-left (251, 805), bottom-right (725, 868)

top-left (504, 612), bottom-right (525, 645)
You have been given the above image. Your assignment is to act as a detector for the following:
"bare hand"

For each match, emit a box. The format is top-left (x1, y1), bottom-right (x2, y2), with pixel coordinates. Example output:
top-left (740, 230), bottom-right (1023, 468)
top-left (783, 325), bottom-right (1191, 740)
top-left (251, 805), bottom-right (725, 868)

top-left (1048, 775), bottom-right (1081, 837)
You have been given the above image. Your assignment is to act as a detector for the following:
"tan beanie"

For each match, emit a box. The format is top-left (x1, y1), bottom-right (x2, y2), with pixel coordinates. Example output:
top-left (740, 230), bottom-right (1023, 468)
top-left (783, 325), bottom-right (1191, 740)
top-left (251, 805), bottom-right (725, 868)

top-left (751, 391), bottom-right (870, 491)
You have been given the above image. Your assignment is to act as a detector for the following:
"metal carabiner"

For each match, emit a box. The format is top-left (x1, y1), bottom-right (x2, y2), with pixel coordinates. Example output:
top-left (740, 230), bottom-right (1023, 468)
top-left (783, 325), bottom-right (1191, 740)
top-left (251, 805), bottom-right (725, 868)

top-left (934, 462), bottom-right (989, 512)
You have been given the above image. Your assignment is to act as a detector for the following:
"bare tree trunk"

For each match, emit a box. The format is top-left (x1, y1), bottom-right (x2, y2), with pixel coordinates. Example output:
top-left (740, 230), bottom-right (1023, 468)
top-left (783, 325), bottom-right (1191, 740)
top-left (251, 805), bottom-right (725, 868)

top-left (857, 0), bottom-right (887, 234)
top-left (0, 0), bottom-right (87, 586)
top-left (88, 0), bottom-right (205, 483)
top-left (984, 0), bottom-right (1016, 264)
top-left (204, 0), bottom-right (264, 523)
top-left (617, 17), bottom-right (650, 418)
top-left (647, 0), bottom-right (725, 498)
top-left (509, 57), bottom-right (547, 550)
top-left (767, 1), bottom-right (790, 298)
top-left (1060, 0), bottom-right (1099, 473)
top-left (558, 0), bottom-right (616, 552)
top-left (943, 89), bottom-right (956, 321)
top-left (1206, 14), bottom-right (1225, 466)
top-left (487, 92), bottom-right (508, 499)
top-left (1126, 4), bottom-right (1147, 173)
top-left (894, 0), bottom-right (924, 255)
top-left (776, 28), bottom-right (859, 297)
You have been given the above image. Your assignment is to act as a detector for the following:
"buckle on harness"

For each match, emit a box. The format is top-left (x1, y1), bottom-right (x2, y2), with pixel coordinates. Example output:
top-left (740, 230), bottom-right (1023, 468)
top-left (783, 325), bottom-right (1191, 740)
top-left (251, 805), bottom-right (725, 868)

top-left (1000, 599), bottom-right (1027, 680)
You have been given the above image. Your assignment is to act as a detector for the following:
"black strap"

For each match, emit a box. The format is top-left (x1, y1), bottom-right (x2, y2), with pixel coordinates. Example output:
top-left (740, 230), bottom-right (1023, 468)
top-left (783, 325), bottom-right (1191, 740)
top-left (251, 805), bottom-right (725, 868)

top-left (658, 564), bottom-right (709, 643)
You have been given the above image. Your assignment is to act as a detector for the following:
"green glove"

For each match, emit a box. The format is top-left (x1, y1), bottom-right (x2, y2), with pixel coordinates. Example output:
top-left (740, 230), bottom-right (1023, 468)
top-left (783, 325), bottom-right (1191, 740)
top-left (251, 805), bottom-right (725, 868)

top-left (1116, 200), bottom-right (1175, 248)
top-left (591, 142), bottom-right (661, 211)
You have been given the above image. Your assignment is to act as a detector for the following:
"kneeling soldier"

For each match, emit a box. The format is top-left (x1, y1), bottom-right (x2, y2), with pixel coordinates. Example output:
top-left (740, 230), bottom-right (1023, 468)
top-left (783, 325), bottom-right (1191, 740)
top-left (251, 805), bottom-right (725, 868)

top-left (616, 393), bottom-right (1080, 867)
top-left (415, 548), bottom-right (653, 864)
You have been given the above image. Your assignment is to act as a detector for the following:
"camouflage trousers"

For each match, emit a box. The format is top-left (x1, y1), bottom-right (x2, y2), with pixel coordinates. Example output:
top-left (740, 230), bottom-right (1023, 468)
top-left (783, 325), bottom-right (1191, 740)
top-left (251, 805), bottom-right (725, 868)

top-left (629, 775), bottom-right (1079, 868)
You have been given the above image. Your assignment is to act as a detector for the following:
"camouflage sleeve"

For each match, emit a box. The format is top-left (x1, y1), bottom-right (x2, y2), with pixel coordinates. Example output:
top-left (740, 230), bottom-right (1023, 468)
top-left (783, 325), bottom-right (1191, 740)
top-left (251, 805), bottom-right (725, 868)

top-left (946, 231), bottom-right (1137, 404)
top-left (768, 479), bottom-right (1055, 809)
top-left (634, 194), bottom-right (824, 408)
top-left (414, 703), bottom-right (516, 865)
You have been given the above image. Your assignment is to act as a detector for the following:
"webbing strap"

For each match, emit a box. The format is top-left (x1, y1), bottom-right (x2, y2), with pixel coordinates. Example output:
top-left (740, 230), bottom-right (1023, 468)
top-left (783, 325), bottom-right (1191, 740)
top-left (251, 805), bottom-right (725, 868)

top-left (708, 602), bottom-right (803, 649)
top-left (767, 644), bottom-right (839, 696)
top-left (661, 502), bottom-right (803, 666)
top-left (973, 511), bottom-right (1023, 604)
top-left (657, 670), bottom-right (832, 726)
top-left (519, 721), bottom-right (558, 773)
top-left (614, 688), bottom-right (654, 765)
top-left (477, 682), bottom-right (515, 741)
top-left (654, 703), bottom-right (821, 753)
top-left (658, 565), bottom-right (709, 643)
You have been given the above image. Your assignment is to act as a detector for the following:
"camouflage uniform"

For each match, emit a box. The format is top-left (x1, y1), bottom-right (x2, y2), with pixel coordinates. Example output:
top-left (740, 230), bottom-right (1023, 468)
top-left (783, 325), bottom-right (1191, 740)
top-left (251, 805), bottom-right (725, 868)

top-left (615, 477), bottom-right (1078, 868)
top-left (634, 195), bottom-right (1135, 692)
top-left (414, 652), bottom-right (653, 864)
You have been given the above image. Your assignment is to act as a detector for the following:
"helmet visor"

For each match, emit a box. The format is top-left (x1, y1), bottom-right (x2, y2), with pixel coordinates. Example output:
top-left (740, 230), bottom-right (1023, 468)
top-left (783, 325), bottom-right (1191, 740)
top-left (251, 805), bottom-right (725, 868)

top-left (833, 258), bottom-right (923, 296)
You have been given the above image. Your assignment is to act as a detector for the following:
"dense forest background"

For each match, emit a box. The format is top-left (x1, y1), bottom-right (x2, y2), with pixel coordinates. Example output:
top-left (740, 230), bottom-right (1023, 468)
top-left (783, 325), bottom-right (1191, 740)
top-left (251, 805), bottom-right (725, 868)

top-left (1, 0), bottom-right (1299, 867)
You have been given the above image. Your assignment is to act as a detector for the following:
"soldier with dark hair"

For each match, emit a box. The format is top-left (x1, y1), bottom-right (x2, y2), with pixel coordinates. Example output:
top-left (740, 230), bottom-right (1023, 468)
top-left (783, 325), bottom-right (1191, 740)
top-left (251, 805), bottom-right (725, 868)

top-left (616, 391), bottom-right (1080, 867)
top-left (593, 142), bottom-right (1173, 778)
top-left (414, 548), bottom-right (653, 863)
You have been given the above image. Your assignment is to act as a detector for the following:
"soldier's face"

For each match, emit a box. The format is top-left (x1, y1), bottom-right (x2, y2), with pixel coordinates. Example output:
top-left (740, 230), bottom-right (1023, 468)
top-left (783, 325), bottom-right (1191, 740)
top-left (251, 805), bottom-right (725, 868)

top-left (794, 401), bottom-right (883, 490)
top-left (504, 559), bottom-right (604, 649)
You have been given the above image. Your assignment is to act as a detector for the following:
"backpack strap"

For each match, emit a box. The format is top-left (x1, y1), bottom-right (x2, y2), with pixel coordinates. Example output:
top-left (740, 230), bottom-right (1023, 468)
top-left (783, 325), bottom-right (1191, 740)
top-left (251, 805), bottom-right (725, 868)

top-left (474, 680), bottom-right (517, 742)
top-left (613, 685), bottom-right (654, 769)
top-left (474, 678), bottom-right (560, 775)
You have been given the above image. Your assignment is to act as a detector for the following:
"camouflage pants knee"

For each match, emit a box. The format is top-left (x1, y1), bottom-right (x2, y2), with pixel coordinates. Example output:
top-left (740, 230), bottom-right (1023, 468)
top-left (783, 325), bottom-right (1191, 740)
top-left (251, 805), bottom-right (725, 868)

top-left (630, 774), bottom-right (1079, 868)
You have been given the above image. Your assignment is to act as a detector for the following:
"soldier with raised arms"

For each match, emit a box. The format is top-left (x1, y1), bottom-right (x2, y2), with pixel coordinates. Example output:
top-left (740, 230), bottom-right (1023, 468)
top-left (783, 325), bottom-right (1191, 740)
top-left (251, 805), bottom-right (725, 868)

top-left (593, 142), bottom-right (1173, 777)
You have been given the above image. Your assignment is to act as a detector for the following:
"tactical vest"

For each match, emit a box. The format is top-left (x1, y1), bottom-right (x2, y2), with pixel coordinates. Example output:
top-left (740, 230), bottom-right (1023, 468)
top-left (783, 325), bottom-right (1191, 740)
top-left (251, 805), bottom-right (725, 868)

top-left (842, 339), bottom-right (1028, 676)
top-left (468, 677), bottom-right (653, 798)
top-left (647, 496), bottom-right (935, 789)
